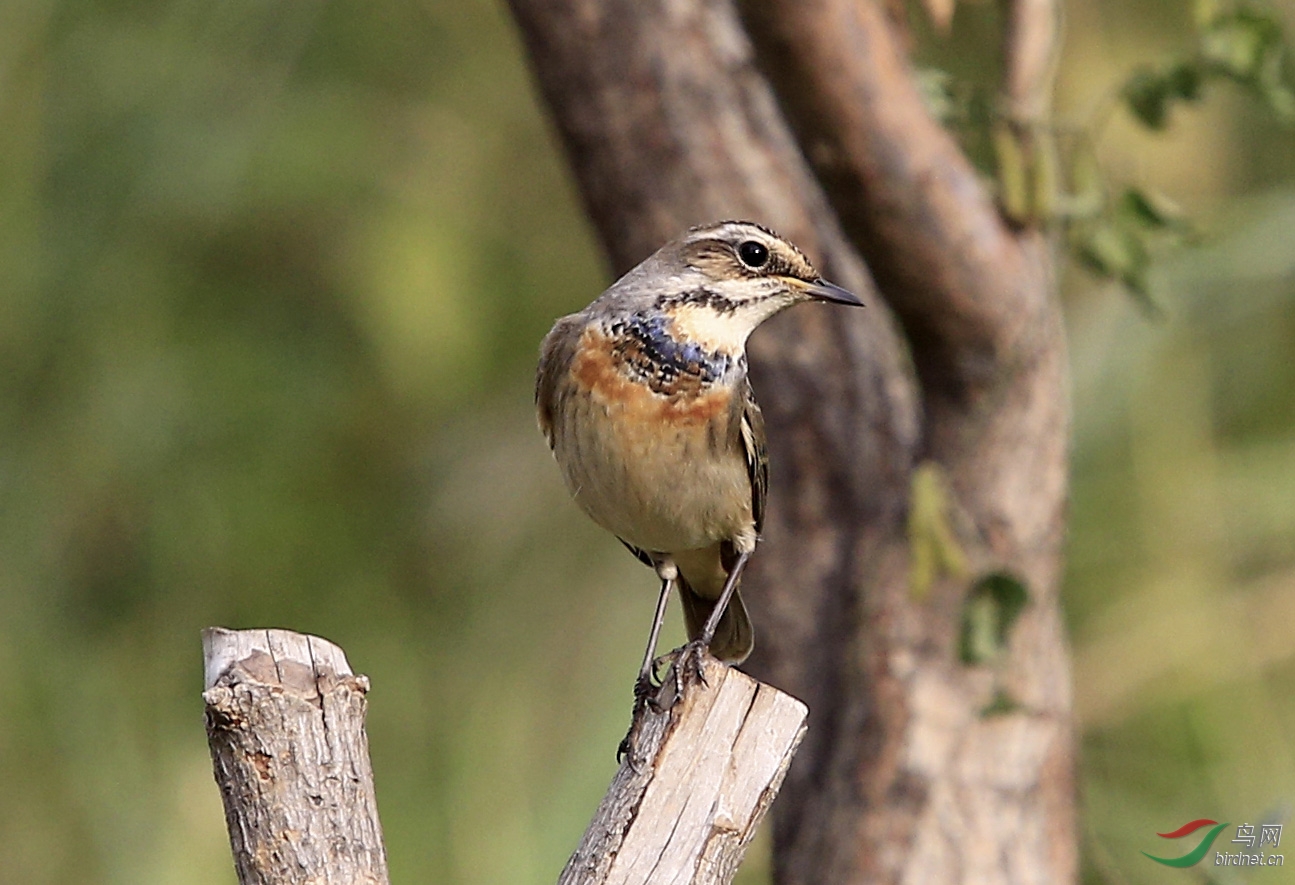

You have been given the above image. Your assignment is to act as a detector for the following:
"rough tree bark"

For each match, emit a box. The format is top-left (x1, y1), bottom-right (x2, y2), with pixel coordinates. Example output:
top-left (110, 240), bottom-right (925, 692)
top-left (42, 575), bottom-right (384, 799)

top-left (203, 627), bottom-right (390, 885)
top-left (506, 1), bottom-right (1073, 882)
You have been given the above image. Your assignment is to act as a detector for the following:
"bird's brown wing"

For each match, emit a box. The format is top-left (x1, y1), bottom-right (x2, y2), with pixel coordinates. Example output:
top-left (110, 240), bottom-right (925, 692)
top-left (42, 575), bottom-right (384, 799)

top-left (534, 315), bottom-right (582, 450)
top-left (738, 377), bottom-right (768, 534)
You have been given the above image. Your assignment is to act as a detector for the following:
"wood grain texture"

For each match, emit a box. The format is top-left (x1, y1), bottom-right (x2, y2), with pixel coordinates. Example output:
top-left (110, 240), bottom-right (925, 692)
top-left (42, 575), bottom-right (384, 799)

top-left (560, 656), bottom-right (807, 885)
top-left (203, 627), bottom-right (389, 885)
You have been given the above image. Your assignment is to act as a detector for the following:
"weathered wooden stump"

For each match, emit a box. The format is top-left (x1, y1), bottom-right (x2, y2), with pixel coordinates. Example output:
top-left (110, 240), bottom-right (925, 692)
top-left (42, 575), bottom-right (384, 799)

top-left (203, 627), bottom-right (389, 885)
top-left (560, 656), bottom-right (808, 885)
top-left (203, 628), bottom-right (806, 885)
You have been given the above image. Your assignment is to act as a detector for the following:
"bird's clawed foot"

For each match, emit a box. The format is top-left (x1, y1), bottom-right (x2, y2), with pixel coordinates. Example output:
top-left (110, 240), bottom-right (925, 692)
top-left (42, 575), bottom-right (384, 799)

top-left (616, 727), bottom-right (640, 767)
top-left (645, 640), bottom-right (709, 712)
top-left (616, 642), bottom-right (713, 766)
top-left (632, 668), bottom-right (660, 710)
top-left (669, 639), bottom-right (710, 696)
top-left (617, 666), bottom-right (664, 766)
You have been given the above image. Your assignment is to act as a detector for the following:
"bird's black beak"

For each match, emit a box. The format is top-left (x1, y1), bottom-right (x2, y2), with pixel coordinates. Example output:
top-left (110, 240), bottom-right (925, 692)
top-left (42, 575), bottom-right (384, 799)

top-left (806, 278), bottom-right (863, 306)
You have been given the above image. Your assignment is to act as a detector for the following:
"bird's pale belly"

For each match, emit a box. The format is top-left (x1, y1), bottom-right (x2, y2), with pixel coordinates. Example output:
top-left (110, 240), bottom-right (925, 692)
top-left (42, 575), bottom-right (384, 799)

top-left (555, 385), bottom-right (753, 554)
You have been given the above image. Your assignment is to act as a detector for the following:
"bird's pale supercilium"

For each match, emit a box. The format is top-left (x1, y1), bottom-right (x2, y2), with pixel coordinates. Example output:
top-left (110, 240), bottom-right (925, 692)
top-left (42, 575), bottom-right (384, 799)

top-left (535, 220), bottom-right (862, 696)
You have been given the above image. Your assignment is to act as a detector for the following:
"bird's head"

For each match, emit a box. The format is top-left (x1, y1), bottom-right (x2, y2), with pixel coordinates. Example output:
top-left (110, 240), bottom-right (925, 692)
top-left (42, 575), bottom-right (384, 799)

top-left (639, 220), bottom-right (862, 353)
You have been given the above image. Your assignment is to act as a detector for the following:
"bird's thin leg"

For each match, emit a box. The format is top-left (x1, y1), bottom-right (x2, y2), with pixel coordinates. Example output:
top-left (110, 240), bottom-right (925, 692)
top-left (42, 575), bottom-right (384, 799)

top-left (618, 573), bottom-right (676, 765)
top-left (671, 549), bottom-right (753, 695)
top-left (635, 575), bottom-right (673, 698)
top-left (699, 549), bottom-right (751, 647)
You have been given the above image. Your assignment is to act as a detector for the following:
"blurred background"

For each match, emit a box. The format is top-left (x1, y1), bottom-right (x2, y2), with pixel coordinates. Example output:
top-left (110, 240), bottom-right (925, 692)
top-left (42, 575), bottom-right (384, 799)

top-left (0, 0), bottom-right (1291, 882)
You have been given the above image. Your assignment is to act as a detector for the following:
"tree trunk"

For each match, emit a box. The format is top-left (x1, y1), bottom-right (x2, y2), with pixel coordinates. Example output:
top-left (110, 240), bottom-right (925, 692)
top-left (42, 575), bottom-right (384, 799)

top-left (505, 1), bottom-right (1074, 882)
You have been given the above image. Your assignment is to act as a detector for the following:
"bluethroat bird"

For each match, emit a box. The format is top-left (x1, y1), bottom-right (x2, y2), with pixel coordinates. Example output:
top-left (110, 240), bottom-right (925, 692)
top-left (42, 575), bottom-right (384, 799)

top-left (536, 221), bottom-right (861, 700)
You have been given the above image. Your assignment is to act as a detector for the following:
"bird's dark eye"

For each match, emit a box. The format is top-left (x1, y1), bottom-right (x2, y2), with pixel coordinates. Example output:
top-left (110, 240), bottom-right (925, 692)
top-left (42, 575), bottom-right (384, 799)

top-left (737, 240), bottom-right (770, 269)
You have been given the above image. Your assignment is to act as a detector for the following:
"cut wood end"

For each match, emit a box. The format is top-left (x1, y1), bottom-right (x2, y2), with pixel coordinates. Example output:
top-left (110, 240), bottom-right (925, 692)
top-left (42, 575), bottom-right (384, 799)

top-left (560, 654), bottom-right (809, 885)
top-left (202, 627), bottom-right (357, 692)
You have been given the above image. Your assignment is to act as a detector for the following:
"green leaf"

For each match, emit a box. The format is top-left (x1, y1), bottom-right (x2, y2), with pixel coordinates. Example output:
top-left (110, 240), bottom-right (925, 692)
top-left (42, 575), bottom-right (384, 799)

top-left (908, 462), bottom-right (968, 600)
top-left (1081, 223), bottom-right (1154, 305)
top-left (1120, 188), bottom-right (1188, 231)
top-left (991, 123), bottom-right (1065, 227)
top-left (1123, 67), bottom-right (1173, 129)
top-left (961, 594), bottom-right (1001, 664)
top-left (1258, 48), bottom-right (1295, 122)
top-left (1166, 61), bottom-right (1205, 102)
top-left (1075, 221), bottom-right (1149, 284)
top-left (1059, 139), bottom-right (1104, 220)
top-left (1123, 62), bottom-right (1205, 130)
top-left (1262, 81), bottom-right (1295, 121)
top-left (981, 689), bottom-right (1022, 717)
top-left (992, 122), bottom-right (1031, 224)
top-left (1200, 9), bottom-right (1282, 82)
top-left (1030, 132), bottom-right (1060, 224)
top-left (959, 572), bottom-right (1030, 665)
top-left (915, 67), bottom-right (957, 123)
top-left (1124, 272), bottom-right (1159, 313)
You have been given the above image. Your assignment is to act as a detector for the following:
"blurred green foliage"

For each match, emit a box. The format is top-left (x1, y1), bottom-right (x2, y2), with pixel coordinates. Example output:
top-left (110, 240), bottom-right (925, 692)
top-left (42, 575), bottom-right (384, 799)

top-left (0, 0), bottom-right (1292, 883)
top-left (920, 0), bottom-right (1293, 300)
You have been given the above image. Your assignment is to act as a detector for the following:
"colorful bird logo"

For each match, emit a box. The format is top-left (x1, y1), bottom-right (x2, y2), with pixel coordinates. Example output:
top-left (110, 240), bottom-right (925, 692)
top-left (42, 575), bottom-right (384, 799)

top-left (1143, 819), bottom-right (1231, 867)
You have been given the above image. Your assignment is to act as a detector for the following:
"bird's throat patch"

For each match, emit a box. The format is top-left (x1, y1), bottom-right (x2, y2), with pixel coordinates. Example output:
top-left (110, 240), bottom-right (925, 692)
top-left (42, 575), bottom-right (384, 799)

top-left (599, 314), bottom-right (732, 396)
top-left (571, 320), bottom-right (736, 429)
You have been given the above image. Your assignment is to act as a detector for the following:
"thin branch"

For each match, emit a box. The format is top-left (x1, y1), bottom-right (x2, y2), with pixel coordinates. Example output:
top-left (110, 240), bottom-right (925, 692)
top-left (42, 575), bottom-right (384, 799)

top-left (1004, 0), bottom-right (1063, 122)
top-left (738, 0), bottom-right (1053, 410)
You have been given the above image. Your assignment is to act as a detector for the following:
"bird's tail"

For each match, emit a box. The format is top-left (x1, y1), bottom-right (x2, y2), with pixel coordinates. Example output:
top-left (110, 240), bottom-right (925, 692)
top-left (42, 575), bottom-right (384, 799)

top-left (677, 576), bottom-right (753, 664)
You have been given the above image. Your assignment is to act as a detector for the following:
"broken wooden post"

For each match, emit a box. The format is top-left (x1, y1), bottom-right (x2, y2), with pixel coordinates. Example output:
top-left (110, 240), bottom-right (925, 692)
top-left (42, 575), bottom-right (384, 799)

top-left (560, 656), bottom-right (809, 885)
top-left (202, 627), bottom-right (390, 885)
top-left (202, 629), bottom-right (804, 885)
